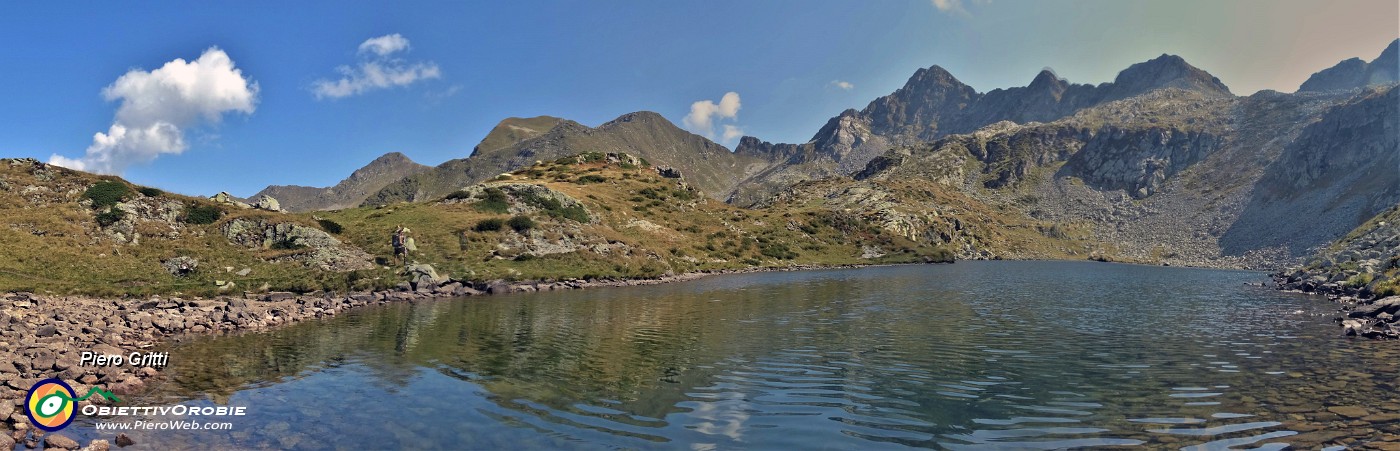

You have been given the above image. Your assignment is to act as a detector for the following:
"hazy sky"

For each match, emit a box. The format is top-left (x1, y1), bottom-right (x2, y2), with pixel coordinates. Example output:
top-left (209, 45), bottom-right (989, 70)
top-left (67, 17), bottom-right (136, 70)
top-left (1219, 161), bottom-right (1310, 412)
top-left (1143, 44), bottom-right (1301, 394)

top-left (1, 1), bottom-right (1395, 196)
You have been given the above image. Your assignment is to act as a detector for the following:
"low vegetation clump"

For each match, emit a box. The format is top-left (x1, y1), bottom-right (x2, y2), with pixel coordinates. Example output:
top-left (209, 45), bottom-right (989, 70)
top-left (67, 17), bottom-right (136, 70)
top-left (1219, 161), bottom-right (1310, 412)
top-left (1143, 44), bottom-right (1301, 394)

top-left (270, 238), bottom-right (306, 250)
top-left (474, 188), bottom-right (510, 213)
top-left (83, 180), bottom-right (131, 209)
top-left (474, 217), bottom-right (505, 232)
top-left (317, 218), bottom-right (344, 234)
top-left (507, 215), bottom-right (535, 233)
top-left (517, 190), bottom-right (589, 223)
top-left (759, 242), bottom-right (798, 260)
top-left (576, 174), bottom-right (607, 184)
top-left (137, 186), bottom-right (164, 197)
top-left (184, 204), bottom-right (223, 225)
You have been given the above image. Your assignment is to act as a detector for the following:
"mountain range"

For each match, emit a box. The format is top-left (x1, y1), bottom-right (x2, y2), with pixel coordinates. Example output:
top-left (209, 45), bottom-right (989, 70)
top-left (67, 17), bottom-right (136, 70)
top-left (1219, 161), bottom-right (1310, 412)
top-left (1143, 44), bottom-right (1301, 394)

top-left (253, 39), bottom-right (1399, 273)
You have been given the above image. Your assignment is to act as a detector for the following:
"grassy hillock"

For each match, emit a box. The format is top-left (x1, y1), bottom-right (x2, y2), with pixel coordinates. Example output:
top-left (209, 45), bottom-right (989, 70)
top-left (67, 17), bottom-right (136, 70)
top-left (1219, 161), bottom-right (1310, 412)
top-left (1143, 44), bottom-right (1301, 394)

top-left (321, 153), bottom-right (952, 283)
top-left (0, 155), bottom-right (952, 298)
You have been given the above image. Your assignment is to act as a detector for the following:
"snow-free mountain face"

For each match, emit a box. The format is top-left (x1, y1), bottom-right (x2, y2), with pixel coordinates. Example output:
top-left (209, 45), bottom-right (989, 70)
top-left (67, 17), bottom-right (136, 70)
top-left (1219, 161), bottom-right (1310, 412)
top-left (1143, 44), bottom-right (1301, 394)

top-left (728, 53), bottom-right (1235, 205)
top-left (254, 152), bottom-right (430, 212)
top-left (1298, 38), bottom-right (1399, 92)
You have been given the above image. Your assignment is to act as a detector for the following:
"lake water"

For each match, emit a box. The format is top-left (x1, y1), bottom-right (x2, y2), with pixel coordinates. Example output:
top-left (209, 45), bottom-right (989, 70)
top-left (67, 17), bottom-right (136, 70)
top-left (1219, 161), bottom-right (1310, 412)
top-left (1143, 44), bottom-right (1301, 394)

top-left (57, 261), bottom-right (1400, 449)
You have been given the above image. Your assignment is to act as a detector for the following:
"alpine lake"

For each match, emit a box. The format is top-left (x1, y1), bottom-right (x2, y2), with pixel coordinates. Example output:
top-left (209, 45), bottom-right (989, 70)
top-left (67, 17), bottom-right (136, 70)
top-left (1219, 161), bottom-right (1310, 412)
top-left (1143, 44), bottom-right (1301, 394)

top-left (52, 261), bottom-right (1400, 450)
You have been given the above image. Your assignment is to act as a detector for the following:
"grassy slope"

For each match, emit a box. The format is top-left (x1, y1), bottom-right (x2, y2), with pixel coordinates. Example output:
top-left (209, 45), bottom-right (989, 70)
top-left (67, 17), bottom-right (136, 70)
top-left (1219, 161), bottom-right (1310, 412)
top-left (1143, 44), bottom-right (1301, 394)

top-left (0, 159), bottom-right (360, 297)
top-left (323, 155), bottom-right (952, 283)
top-left (0, 156), bottom-right (951, 297)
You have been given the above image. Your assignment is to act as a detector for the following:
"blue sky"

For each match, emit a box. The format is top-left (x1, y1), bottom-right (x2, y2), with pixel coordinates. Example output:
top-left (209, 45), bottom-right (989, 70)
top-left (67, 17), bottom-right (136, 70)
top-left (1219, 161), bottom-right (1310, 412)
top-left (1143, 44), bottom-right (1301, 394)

top-left (1, 1), bottom-right (1396, 196)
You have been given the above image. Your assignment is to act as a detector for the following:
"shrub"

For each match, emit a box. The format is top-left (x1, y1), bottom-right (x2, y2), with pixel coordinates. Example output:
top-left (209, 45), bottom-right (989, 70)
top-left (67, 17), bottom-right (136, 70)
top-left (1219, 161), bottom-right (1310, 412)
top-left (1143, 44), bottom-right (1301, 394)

top-left (83, 181), bottom-right (131, 209)
top-left (514, 253), bottom-right (537, 262)
top-left (137, 187), bottom-right (164, 197)
top-left (474, 188), bottom-right (510, 214)
top-left (508, 215), bottom-right (535, 233)
top-left (271, 238), bottom-right (306, 250)
top-left (184, 204), bottom-right (223, 225)
top-left (444, 190), bottom-right (473, 201)
top-left (760, 242), bottom-right (798, 260)
top-left (576, 175), bottom-right (607, 184)
top-left (317, 218), bottom-right (343, 234)
top-left (95, 207), bottom-right (125, 227)
top-left (474, 218), bottom-right (504, 232)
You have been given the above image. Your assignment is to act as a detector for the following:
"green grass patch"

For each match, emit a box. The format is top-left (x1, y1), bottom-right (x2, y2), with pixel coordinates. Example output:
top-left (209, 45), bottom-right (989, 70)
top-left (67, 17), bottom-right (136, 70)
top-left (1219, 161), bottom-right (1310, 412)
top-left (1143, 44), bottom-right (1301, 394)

top-left (508, 215), bottom-right (536, 233)
top-left (184, 204), bottom-right (223, 225)
top-left (474, 188), bottom-right (510, 214)
top-left (84, 180), bottom-right (131, 209)
top-left (474, 218), bottom-right (504, 232)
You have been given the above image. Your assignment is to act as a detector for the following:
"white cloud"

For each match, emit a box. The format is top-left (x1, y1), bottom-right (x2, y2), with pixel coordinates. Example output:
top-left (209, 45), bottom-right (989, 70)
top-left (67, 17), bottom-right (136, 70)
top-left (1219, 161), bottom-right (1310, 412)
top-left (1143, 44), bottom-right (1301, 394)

top-left (830, 80), bottom-right (855, 90)
top-left (683, 92), bottom-right (742, 143)
top-left (358, 33), bottom-right (410, 56)
top-left (931, 0), bottom-right (961, 12)
top-left (932, 0), bottom-right (989, 15)
top-left (313, 34), bottom-right (442, 99)
top-left (722, 125), bottom-right (744, 142)
top-left (48, 47), bottom-right (258, 174)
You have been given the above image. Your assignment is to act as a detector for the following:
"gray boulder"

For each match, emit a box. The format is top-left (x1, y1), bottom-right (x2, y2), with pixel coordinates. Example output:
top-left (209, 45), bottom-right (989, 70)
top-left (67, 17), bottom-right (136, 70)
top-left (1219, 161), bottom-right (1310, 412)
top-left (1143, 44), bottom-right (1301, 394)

top-left (253, 195), bottom-right (282, 212)
top-left (161, 256), bottom-right (199, 277)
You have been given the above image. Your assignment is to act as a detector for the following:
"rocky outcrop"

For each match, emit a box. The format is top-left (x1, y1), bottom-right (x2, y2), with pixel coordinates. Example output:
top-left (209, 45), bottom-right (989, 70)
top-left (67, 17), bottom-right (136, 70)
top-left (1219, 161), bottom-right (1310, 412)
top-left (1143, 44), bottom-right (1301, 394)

top-left (442, 183), bottom-right (594, 222)
top-left (251, 195), bottom-right (281, 212)
top-left (161, 256), bottom-right (199, 277)
top-left (1298, 39), bottom-right (1398, 92)
top-left (220, 218), bottom-right (373, 271)
top-left (210, 192), bottom-right (251, 209)
top-left (103, 196), bottom-right (189, 245)
top-left (1064, 126), bottom-right (1224, 198)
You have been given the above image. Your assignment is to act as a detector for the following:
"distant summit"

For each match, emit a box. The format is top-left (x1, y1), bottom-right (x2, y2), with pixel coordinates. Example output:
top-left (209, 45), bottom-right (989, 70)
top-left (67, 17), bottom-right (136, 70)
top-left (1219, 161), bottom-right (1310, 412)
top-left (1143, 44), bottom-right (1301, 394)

top-left (364, 111), bottom-right (771, 206)
top-left (1298, 39), bottom-right (1399, 92)
top-left (253, 152), bottom-right (430, 212)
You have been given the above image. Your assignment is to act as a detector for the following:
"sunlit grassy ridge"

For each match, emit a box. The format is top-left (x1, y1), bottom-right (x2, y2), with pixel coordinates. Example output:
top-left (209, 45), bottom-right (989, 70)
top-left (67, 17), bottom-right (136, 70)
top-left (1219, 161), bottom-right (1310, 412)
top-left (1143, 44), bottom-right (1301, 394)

top-left (0, 156), bottom-right (951, 297)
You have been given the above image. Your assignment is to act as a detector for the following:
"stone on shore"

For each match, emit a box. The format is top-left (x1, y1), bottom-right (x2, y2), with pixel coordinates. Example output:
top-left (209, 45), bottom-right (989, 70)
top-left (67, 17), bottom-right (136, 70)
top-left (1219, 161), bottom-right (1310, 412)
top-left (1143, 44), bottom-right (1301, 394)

top-left (45, 434), bottom-right (80, 450)
top-left (80, 440), bottom-right (111, 451)
top-left (114, 433), bottom-right (135, 447)
top-left (1326, 405), bottom-right (1370, 419)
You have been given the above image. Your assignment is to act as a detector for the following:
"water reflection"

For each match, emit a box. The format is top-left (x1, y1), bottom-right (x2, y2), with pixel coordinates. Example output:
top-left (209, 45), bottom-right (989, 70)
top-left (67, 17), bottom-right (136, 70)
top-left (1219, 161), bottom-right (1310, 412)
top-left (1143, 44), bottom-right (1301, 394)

top-left (59, 262), bottom-right (1400, 450)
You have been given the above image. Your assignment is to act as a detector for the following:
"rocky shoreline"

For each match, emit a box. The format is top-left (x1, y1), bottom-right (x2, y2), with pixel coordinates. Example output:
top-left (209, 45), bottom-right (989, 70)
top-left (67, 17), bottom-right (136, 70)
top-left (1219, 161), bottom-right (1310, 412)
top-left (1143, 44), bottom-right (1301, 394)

top-left (1274, 276), bottom-right (1400, 340)
top-left (1272, 206), bottom-right (1400, 340)
top-left (0, 261), bottom-right (902, 450)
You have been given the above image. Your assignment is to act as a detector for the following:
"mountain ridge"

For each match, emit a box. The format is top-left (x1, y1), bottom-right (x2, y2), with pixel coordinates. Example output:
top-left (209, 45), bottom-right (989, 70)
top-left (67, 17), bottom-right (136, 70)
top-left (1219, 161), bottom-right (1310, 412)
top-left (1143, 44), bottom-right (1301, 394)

top-left (253, 152), bottom-right (430, 212)
top-left (1298, 38), bottom-right (1399, 92)
top-left (728, 53), bottom-right (1234, 205)
top-left (363, 111), bottom-right (775, 206)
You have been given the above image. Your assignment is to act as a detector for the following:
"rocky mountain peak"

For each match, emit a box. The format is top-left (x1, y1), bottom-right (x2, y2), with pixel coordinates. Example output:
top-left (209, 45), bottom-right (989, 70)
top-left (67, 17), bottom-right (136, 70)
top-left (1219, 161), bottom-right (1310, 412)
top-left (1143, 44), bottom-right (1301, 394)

top-left (602, 110), bottom-right (668, 127)
top-left (1029, 69), bottom-right (1065, 89)
top-left (474, 116), bottom-right (565, 156)
top-left (860, 65), bottom-right (979, 139)
top-left (1110, 54), bottom-right (1232, 97)
top-left (366, 151), bottom-right (412, 166)
top-left (1299, 39), bottom-right (1400, 92)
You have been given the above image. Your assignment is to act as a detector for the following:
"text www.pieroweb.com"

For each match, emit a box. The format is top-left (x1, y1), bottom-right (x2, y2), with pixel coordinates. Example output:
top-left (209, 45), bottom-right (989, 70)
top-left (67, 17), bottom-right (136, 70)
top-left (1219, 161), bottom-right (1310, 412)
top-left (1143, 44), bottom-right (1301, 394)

top-left (94, 420), bottom-right (233, 431)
